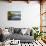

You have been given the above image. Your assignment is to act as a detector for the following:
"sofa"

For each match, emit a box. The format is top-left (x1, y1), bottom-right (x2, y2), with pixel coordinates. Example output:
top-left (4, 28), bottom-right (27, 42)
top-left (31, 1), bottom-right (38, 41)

top-left (7, 27), bottom-right (34, 43)
top-left (0, 27), bottom-right (34, 43)
top-left (8, 33), bottom-right (34, 43)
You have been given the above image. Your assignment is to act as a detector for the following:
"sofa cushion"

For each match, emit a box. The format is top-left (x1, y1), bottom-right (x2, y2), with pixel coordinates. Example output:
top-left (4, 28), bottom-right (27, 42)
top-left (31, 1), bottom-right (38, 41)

top-left (14, 28), bottom-right (21, 34)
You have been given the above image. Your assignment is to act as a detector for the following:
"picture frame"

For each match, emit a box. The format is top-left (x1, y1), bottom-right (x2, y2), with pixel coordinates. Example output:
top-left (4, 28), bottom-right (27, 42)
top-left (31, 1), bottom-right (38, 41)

top-left (8, 11), bottom-right (21, 20)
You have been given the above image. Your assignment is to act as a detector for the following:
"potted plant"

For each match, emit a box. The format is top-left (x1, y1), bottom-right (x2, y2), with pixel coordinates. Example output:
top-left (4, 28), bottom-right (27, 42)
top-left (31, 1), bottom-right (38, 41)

top-left (32, 27), bottom-right (43, 40)
top-left (32, 27), bottom-right (38, 40)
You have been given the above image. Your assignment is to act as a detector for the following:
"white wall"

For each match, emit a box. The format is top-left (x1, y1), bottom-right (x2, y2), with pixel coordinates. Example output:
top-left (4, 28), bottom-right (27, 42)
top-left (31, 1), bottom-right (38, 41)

top-left (0, 1), bottom-right (40, 28)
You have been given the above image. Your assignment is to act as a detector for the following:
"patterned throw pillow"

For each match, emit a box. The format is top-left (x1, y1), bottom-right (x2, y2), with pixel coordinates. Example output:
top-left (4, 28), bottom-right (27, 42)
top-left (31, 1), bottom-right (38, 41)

top-left (14, 28), bottom-right (21, 34)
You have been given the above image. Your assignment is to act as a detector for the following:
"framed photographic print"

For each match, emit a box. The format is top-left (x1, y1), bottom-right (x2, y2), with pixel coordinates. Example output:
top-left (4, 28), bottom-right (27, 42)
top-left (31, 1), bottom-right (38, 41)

top-left (8, 11), bottom-right (21, 20)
